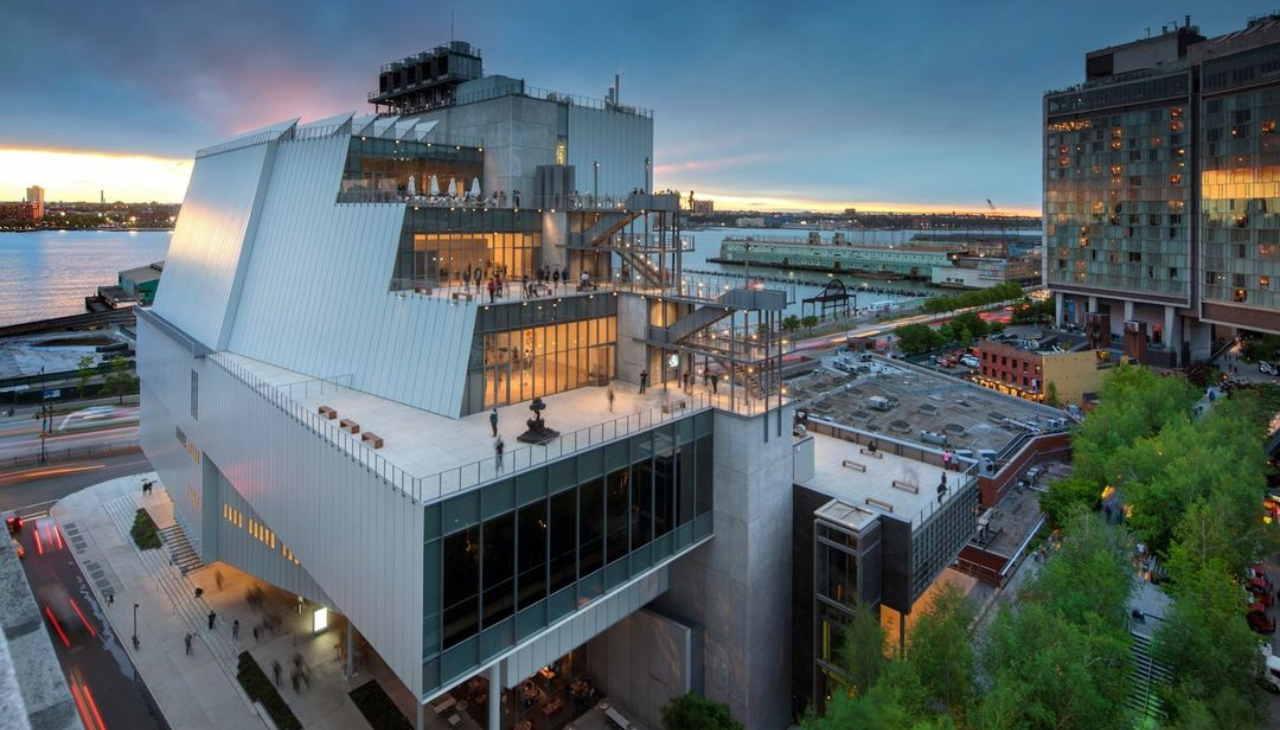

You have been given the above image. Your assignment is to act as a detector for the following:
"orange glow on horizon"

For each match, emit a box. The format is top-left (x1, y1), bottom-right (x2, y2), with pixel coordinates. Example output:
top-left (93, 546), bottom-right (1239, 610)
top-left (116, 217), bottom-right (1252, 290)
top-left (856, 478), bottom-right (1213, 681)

top-left (684, 189), bottom-right (1040, 217)
top-left (0, 148), bottom-right (192, 203)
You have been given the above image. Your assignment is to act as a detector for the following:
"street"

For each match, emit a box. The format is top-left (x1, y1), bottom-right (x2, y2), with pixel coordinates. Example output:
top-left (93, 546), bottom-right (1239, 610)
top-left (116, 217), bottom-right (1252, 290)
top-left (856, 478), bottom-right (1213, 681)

top-left (3, 448), bottom-right (159, 730)
top-left (0, 405), bottom-right (138, 462)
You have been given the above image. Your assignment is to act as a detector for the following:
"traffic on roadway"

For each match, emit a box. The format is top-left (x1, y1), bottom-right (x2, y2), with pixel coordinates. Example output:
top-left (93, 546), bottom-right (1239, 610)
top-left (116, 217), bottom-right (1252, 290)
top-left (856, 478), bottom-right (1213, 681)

top-left (4, 445), bottom-right (161, 730)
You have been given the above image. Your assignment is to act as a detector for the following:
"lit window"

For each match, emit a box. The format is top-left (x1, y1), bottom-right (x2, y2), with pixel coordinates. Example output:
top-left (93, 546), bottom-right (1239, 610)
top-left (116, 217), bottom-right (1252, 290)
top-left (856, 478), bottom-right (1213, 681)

top-left (1261, 276), bottom-right (1270, 290)
top-left (1264, 120), bottom-right (1277, 134)
top-left (1169, 174), bottom-right (1182, 185)
top-left (1235, 288), bottom-right (1248, 303)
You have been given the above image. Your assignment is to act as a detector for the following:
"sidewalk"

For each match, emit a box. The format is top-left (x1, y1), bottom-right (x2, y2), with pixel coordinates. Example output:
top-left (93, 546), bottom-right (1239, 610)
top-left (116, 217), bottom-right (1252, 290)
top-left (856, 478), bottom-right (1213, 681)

top-left (51, 474), bottom-right (381, 730)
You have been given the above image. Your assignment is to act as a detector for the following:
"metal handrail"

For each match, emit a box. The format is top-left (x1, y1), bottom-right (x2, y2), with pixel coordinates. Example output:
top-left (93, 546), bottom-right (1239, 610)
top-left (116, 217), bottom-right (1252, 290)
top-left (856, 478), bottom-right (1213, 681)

top-left (208, 353), bottom-right (715, 504)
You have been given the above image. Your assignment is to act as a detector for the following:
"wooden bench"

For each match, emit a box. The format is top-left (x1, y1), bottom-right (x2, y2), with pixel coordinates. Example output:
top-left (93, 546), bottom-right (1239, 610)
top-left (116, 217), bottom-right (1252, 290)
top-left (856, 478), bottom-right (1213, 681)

top-left (340, 418), bottom-right (360, 435)
top-left (841, 459), bottom-right (867, 473)
top-left (432, 696), bottom-right (456, 714)
top-left (865, 497), bottom-right (894, 512)
top-left (318, 405), bottom-right (337, 420)
top-left (891, 480), bottom-right (919, 494)
top-left (859, 448), bottom-right (883, 459)
top-left (662, 399), bottom-right (687, 415)
top-left (452, 292), bottom-right (473, 302)
top-left (362, 432), bottom-right (384, 449)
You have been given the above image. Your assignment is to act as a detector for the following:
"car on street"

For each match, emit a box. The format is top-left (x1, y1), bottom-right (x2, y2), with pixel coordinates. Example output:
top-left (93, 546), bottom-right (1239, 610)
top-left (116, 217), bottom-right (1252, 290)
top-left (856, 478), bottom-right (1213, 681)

top-left (3, 510), bottom-right (22, 534)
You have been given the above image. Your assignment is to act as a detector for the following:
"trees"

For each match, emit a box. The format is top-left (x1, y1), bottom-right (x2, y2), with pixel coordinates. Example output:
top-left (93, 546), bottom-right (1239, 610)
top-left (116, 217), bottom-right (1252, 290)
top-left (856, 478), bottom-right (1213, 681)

top-left (782, 315), bottom-right (801, 338)
top-left (921, 282), bottom-right (1023, 315)
top-left (1044, 381), bottom-right (1061, 408)
top-left (99, 356), bottom-right (138, 404)
top-left (76, 354), bottom-right (96, 399)
top-left (802, 314), bottom-right (820, 335)
top-left (896, 323), bottom-right (944, 356)
top-left (661, 693), bottom-right (743, 730)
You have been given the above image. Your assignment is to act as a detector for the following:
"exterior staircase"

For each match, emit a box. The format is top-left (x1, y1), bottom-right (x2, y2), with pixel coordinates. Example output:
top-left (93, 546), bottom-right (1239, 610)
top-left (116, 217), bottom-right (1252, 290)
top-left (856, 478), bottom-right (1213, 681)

top-left (1126, 631), bottom-right (1171, 721)
top-left (159, 523), bottom-right (204, 574)
top-left (102, 494), bottom-right (239, 664)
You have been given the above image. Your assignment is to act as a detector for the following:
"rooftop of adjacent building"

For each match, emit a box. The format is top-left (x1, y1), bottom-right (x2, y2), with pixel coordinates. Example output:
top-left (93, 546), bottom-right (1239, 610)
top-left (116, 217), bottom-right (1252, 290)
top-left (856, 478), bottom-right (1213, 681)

top-left (800, 431), bottom-right (958, 530)
top-left (118, 261), bottom-right (164, 285)
top-left (213, 350), bottom-right (780, 505)
top-left (787, 357), bottom-right (1066, 456)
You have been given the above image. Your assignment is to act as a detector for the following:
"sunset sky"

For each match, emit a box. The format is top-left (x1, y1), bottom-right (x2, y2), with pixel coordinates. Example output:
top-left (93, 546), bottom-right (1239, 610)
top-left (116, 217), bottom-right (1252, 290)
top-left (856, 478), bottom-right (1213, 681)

top-left (0, 0), bottom-right (1261, 213)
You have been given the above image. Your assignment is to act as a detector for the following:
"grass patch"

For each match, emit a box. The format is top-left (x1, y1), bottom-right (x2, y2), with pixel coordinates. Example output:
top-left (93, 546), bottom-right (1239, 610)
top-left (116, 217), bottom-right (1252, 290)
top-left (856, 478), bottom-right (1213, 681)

top-left (349, 680), bottom-right (411, 730)
top-left (129, 509), bottom-right (161, 550)
top-left (236, 651), bottom-right (302, 730)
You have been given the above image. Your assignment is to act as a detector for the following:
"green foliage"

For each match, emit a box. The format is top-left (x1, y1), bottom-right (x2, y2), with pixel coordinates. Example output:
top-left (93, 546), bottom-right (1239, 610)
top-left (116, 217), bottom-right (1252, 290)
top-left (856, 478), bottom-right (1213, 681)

top-left (782, 315), bottom-right (801, 335)
top-left (661, 692), bottom-right (744, 730)
top-left (1044, 381), bottom-right (1061, 408)
top-left (1240, 333), bottom-right (1280, 363)
top-left (838, 602), bottom-right (889, 696)
top-left (896, 323), bottom-right (945, 356)
top-left (99, 356), bottom-right (138, 404)
top-left (236, 651), bottom-right (302, 730)
top-left (921, 282), bottom-right (1022, 315)
top-left (904, 584), bottom-right (976, 720)
top-left (349, 680), bottom-right (411, 730)
top-left (129, 508), bottom-right (161, 550)
top-left (940, 312), bottom-right (989, 344)
top-left (76, 354), bottom-right (95, 399)
top-left (1153, 561), bottom-right (1268, 729)
top-left (1011, 296), bottom-right (1054, 325)
top-left (802, 314), bottom-right (820, 334)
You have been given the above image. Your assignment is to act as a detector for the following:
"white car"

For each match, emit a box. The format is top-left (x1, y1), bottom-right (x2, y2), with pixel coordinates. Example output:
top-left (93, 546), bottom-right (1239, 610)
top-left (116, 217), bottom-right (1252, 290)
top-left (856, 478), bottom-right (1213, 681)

top-left (960, 356), bottom-right (980, 369)
top-left (1262, 643), bottom-right (1280, 693)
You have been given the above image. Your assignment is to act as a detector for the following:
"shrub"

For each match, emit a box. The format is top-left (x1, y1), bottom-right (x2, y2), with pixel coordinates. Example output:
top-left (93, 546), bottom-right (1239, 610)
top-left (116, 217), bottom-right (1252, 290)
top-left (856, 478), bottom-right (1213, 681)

top-left (236, 651), bottom-right (302, 730)
top-left (350, 680), bottom-right (412, 730)
top-left (129, 509), bottom-right (161, 550)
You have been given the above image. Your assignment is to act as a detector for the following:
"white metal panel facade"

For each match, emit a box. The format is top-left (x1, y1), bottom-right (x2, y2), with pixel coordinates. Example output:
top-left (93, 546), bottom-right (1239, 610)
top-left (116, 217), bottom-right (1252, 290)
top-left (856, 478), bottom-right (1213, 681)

top-left (151, 143), bottom-right (274, 349)
top-left (225, 135), bottom-right (478, 416)
top-left (139, 316), bottom-right (426, 695)
top-left (566, 106), bottom-right (653, 198)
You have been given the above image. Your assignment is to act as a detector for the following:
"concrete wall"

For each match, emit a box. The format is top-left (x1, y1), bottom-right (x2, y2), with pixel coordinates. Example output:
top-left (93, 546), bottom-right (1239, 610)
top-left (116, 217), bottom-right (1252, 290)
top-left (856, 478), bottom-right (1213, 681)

top-left (658, 407), bottom-right (795, 730)
top-left (616, 293), bottom-right (649, 386)
top-left (566, 106), bottom-right (652, 197)
top-left (587, 607), bottom-right (702, 730)
top-left (416, 96), bottom-right (559, 201)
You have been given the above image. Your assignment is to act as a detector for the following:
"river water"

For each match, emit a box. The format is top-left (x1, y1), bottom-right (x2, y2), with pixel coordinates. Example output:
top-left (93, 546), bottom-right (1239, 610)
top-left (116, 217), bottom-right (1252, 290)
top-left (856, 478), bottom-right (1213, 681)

top-left (0, 230), bottom-right (172, 326)
top-left (0, 226), bottom-right (1024, 327)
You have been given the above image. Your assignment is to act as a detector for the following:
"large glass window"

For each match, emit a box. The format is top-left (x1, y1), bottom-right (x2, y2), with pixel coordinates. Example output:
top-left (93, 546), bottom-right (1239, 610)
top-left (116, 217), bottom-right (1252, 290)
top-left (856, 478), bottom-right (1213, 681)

top-left (442, 527), bottom-right (480, 649)
top-left (516, 502), bottom-right (547, 610)
top-left (482, 515), bottom-right (515, 626)
top-left (605, 468), bottom-right (630, 563)
top-left (579, 479), bottom-right (604, 576)
top-left (341, 137), bottom-right (483, 201)
top-left (481, 317), bottom-right (617, 409)
top-left (549, 490), bottom-right (577, 594)
top-left (653, 449), bottom-right (676, 538)
top-left (695, 435), bottom-right (714, 516)
top-left (631, 460), bottom-right (653, 550)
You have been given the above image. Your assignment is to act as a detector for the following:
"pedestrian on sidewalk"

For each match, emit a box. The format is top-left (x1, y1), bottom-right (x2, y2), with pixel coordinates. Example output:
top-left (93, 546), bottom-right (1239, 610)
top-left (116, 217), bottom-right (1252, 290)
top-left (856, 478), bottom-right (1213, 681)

top-left (495, 437), bottom-right (505, 470)
top-left (489, 407), bottom-right (499, 437)
top-left (232, 619), bottom-right (240, 640)
top-left (606, 386), bottom-right (615, 413)
top-left (682, 370), bottom-right (692, 393)
top-left (272, 660), bottom-right (283, 688)
top-left (207, 611), bottom-right (216, 630)
top-left (253, 625), bottom-right (260, 642)
top-left (710, 373), bottom-right (719, 394)
top-left (184, 632), bottom-right (193, 655)
top-left (639, 369), bottom-right (649, 394)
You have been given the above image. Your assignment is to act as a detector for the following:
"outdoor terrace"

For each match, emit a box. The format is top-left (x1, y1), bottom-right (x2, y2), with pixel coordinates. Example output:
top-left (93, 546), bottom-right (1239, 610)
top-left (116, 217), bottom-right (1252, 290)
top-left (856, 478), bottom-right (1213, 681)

top-left (210, 352), bottom-right (784, 506)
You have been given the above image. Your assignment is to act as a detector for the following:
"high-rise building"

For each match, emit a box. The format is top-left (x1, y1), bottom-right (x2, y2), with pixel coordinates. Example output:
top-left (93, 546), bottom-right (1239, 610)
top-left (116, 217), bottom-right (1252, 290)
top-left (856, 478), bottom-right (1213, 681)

top-left (24, 185), bottom-right (44, 221)
top-left (1044, 14), bottom-right (1280, 363)
top-left (139, 43), bottom-right (1006, 730)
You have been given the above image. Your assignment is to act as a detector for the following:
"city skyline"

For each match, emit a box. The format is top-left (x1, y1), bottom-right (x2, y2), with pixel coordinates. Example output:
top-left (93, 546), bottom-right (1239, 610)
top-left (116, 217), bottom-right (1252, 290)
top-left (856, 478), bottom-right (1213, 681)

top-left (0, 0), bottom-right (1261, 212)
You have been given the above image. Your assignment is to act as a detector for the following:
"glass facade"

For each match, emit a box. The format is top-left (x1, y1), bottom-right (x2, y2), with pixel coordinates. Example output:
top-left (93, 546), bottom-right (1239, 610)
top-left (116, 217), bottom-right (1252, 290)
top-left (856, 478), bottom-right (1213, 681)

top-left (342, 136), bottom-right (483, 198)
top-left (421, 413), bottom-right (715, 693)
top-left (463, 295), bottom-right (619, 415)
top-left (1200, 52), bottom-right (1280, 309)
top-left (393, 209), bottom-right (547, 291)
top-left (1044, 71), bottom-right (1194, 300)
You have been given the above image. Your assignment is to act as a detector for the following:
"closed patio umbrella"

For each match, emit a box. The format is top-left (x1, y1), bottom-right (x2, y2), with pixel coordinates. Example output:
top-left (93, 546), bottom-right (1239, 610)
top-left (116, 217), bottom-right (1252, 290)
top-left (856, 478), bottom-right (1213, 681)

top-left (429, 175), bottom-right (440, 196)
top-left (447, 178), bottom-right (457, 197)
top-left (407, 175), bottom-right (417, 197)
top-left (470, 177), bottom-right (481, 199)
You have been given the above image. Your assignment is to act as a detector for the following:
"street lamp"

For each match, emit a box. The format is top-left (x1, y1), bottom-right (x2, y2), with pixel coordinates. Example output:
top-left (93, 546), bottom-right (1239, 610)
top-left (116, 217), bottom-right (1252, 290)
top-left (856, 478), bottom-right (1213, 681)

top-left (593, 161), bottom-right (600, 201)
top-left (132, 602), bottom-right (140, 649)
top-left (644, 156), bottom-right (650, 193)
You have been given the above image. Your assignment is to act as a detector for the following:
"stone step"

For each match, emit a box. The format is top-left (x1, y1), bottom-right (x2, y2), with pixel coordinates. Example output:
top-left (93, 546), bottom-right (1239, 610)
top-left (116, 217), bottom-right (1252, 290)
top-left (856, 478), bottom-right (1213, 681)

top-left (103, 496), bottom-right (240, 664)
top-left (158, 524), bottom-right (204, 574)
